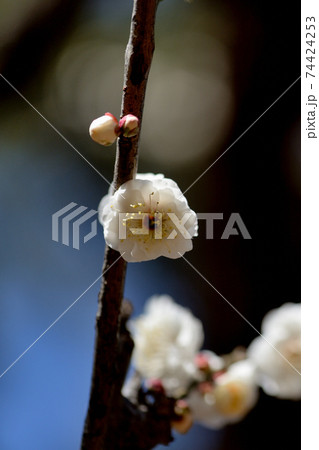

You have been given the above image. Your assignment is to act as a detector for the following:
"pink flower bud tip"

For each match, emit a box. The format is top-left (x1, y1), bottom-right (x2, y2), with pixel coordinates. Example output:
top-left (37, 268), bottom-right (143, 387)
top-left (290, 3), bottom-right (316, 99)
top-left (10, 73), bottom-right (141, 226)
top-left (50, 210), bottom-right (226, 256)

top-left (198, 381), bottom-right (214, 394)
top-left (89, 113), bottom-right (120, 146)
top-left (171, 400), bottom-right (193, 434)
top-left (119, 114), bottom-right (139, 137)
top-left (146, 378), bottom-right (165, 394)
top-left (213, 370), bottom-right (226, 380)
top-left (175, 399), bottom-right (189, 412)
top-left (195, 353), bottom-right (210, 371)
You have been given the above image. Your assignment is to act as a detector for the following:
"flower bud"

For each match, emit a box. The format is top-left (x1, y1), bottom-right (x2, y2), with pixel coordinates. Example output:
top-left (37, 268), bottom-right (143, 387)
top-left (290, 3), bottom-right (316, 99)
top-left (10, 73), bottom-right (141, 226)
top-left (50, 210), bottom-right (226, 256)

top-left (171, 400), bottom-right (193, 434)
top-left (195, 353), bottom-right (210, 372)
top-left (146, 378), bottom-right (165, 394)
top-left (119, 114), bottom-right (139, 137)
top-left (198, 381), bottom-right (214, 394)
top-left (89, 113), bottom-right (119, 146)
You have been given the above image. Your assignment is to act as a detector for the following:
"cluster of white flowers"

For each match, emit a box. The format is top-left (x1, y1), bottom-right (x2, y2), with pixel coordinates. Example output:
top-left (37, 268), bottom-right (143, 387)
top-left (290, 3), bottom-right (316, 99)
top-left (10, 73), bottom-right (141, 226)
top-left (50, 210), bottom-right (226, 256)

top-left (99, 173), bottom-right (198, 262)
top-left (130, 295), bottom-right (204, 396)
top-left (91, 113), bottom-right (300, 433)
top-left (128, 296), bottom-right (301, 431)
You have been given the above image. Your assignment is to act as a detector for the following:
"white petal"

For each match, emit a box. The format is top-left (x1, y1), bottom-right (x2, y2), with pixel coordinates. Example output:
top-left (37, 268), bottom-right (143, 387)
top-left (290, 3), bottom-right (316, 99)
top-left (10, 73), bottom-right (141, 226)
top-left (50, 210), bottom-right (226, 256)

top-left (99, 173), bottom-right (198, 263)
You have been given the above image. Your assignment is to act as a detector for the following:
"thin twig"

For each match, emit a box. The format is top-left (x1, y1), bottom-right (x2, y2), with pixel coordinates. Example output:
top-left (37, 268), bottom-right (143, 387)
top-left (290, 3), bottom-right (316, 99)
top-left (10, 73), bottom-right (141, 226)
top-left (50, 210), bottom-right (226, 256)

top-left (81, 1), bottom-right (159, 448)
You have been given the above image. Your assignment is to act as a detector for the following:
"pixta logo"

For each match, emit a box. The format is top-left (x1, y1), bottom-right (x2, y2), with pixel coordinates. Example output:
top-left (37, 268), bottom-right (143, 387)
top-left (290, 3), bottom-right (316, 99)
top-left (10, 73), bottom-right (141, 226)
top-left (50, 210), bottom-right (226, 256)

top-left (117, 212), bottom-right (251, 240)
top-left (52, 203), bottom-right (98, 250)
top-left (52, 204), bottom-right (251, 250)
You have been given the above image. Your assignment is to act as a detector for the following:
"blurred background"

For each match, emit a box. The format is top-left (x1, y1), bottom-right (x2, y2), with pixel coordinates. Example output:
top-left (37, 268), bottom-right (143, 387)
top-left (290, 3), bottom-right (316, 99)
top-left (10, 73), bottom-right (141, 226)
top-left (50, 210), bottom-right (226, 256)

top-left (0, 0), bottom-right (300, 449)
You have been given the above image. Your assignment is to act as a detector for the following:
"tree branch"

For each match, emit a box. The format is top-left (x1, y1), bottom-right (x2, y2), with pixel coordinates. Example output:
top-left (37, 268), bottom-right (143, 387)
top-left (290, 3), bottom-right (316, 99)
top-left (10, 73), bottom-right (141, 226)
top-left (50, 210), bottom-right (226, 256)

top-left (81, 1), bottom-right (160, 448)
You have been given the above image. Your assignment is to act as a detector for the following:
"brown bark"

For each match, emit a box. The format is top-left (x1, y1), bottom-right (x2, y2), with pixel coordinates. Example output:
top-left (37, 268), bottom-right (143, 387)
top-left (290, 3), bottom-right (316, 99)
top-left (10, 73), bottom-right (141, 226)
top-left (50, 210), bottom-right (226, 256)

top-left (81, 1), bottom-right (164, 449)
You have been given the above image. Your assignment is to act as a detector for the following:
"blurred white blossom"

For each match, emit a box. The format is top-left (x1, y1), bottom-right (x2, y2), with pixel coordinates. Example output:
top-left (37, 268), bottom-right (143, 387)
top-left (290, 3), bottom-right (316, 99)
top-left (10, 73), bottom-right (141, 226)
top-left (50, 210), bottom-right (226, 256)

top-left (130, 295), bottom-right (204, 396)
top-left (98, 173), bottom-right (197, 262)
top-left (248, 302), bottom-right (301, 400)
top-left (187, 360), bottom-right (258, 429)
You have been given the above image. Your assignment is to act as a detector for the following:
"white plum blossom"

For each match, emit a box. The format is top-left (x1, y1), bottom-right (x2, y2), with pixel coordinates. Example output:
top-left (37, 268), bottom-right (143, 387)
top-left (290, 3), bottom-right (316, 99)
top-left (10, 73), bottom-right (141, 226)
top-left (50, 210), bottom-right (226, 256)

top-left (98, 173), bottom-right (198, 262)
top-left (187, 360), bottom-right (258, 429)
top-left (130, 295), bottom-right (204, 396)
top-left (247, 302), bottom-right (301, 400)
